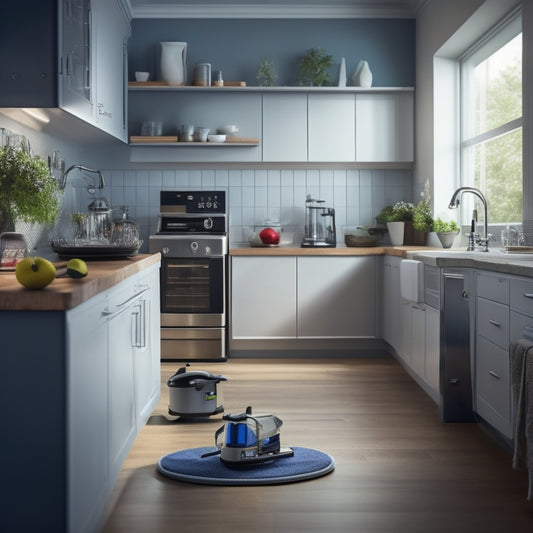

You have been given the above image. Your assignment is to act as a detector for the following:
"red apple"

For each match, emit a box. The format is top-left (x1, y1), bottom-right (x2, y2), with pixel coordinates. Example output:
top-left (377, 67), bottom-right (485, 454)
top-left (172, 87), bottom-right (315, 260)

top-left (259, 227), bottom-right (280, 245)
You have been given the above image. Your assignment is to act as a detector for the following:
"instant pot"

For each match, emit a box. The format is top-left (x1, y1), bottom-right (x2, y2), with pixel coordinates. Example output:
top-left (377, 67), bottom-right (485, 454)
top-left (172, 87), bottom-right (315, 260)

top-left (168, 364), bottom-right (227, 417)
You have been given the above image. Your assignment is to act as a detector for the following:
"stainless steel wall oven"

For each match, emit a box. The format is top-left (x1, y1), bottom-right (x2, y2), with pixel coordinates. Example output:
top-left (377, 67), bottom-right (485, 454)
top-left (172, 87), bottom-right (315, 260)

top-left (149, 191), bottom-right (227, 361)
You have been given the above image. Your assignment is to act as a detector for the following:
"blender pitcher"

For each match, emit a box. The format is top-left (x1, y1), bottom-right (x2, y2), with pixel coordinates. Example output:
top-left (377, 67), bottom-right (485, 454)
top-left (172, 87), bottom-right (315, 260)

top-left (301, 195), bottom-right (336, 248)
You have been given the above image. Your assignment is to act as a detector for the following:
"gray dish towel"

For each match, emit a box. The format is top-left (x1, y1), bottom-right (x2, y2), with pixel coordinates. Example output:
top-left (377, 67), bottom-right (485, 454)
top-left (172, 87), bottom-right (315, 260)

top-left (510, 338), bottom-right (533, 500)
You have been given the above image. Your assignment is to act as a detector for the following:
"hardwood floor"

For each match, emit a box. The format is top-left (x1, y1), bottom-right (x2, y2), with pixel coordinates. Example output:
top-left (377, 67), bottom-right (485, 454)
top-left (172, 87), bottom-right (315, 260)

top-left (101, 358), bottom-right (533, 533)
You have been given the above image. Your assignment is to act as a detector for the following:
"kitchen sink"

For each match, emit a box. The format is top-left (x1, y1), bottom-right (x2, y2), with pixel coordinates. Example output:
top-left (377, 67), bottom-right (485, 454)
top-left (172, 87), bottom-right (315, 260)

top-left (412, 248), bottom-right (533, 265)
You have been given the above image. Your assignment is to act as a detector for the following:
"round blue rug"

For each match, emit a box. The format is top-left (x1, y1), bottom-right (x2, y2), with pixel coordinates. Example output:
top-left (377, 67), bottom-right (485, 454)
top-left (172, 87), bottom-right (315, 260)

top-left (157, 446), bottom-right (335, 485)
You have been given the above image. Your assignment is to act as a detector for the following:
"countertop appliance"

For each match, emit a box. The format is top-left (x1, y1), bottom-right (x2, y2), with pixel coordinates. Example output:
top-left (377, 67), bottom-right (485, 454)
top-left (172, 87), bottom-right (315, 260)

top-left (301, 195), bottom-right (336, 248)
top-left (167, 364), bottom-right (227, 417)
top-left (149, 190), bottom-right (227, 361)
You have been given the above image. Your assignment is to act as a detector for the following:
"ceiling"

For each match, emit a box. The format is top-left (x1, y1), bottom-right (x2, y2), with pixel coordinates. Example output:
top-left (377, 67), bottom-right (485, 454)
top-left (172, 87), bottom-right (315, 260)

top-left (126, 0), bottom-right (427, 19)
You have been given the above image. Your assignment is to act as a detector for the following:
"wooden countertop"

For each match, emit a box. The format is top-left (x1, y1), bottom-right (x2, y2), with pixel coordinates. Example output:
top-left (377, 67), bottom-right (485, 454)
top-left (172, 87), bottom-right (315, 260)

top-left (0, 254), bottom-right (161, 311)
top-left (230, 245), bottom-right (432, 257)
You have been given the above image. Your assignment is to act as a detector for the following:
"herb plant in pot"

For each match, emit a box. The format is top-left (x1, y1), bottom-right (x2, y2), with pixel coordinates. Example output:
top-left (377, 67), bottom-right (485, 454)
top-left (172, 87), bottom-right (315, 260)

top-left (0, 142), bottom-right (60, 235)
top-left (433, 218), bottom-right (460, 248)
top-left (378, 202), bottom-right (414, 246)
top-left (411, 180), bottom-right (433, 246)
top-left (298, 48), bottom-right (334, 87)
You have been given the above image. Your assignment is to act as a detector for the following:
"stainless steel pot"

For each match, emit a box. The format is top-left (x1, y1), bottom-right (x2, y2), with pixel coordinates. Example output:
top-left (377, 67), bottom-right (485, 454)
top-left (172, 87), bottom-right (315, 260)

top-left (168, 365), bottom-right (227, 417)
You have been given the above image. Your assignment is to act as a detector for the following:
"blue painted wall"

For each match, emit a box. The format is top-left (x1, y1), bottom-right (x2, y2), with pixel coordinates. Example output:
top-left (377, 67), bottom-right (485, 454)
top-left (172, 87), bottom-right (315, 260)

top-left (129, 18), bottom-right (415, 87)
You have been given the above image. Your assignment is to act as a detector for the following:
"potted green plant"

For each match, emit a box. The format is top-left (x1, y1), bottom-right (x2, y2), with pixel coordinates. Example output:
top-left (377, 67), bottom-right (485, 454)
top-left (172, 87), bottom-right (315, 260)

top-left (257, 58), bottom-right (277, 87)
top-left (377, 202), bottom-right (414, 246)
top-left (298, 48), bottom-right (334, 87)
top-left (412, 180), bottom-right (433, 245)
top-left (433, 218), bottom-right (460, 248)
top-left (0, 142), bottom-right (60, 234)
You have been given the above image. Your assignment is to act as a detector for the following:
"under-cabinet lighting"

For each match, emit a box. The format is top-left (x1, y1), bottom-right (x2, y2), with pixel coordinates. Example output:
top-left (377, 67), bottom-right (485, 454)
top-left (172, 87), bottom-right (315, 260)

top-left (21, 108), bottom-right (51, 124)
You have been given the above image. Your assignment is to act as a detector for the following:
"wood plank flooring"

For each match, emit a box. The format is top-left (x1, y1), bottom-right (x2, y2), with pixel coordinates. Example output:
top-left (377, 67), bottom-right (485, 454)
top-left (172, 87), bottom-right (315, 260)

top-left (101, 358), bottom-right (533, 533)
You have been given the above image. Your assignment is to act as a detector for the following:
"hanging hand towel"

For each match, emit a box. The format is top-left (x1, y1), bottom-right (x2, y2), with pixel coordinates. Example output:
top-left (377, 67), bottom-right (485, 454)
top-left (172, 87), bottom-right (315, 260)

top-left (510, 338), bottom-right (533, 500)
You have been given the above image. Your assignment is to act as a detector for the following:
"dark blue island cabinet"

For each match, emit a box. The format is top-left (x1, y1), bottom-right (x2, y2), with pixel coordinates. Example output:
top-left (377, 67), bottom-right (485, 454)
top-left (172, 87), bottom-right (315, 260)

top-left (0, 256), bottom-right (160, 533)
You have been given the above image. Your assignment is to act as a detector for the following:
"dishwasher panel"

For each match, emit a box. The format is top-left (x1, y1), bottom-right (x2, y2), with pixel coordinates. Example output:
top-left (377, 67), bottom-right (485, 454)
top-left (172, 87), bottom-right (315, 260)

top-left (440, 272), bottom-right (476, 422)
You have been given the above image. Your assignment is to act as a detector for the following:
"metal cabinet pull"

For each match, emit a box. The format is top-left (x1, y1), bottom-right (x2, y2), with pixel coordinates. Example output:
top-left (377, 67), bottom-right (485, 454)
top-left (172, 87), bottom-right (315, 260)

top-left (524, 293), bottom-right (533, 299)
top-left (102, 287), bottom-right (150, 317)
top-left (489, 319), bottom-right (501, 327)
top-left (489, 370), bottom-right (501, 380)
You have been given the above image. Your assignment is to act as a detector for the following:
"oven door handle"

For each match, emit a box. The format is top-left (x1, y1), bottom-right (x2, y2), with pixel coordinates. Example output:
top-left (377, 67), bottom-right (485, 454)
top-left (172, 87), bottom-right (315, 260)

top-left (102, 287), bottom-right (150, 318)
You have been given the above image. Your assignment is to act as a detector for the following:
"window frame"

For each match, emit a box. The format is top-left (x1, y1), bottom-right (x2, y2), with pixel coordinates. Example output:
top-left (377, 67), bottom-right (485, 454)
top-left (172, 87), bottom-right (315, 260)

top-left (458, 12), bottom-right (523, 225)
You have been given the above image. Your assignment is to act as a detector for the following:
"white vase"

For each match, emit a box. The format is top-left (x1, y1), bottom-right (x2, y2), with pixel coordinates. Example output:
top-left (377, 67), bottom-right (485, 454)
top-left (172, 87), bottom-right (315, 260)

top-left (387, 221), bottom-right (405, 246)
top-left (160, 42), bottom-right (187, 85)
top-left (437, 231), bottom-right (459, 249)
top-left (351, 60), bottom-right (372, 88)
top-left (338, 57), bottom-right (346, 87)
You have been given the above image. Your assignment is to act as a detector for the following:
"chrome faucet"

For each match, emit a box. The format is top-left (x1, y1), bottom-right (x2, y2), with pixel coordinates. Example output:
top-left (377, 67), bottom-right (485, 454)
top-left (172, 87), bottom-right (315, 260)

top-left (60, 164), bottom-right (106, 191)
top-left (448, 187), bottom-right (491, 252)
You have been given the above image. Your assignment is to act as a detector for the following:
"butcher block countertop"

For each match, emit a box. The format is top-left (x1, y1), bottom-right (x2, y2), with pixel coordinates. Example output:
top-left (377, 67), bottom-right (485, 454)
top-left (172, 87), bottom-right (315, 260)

top-left (0, 253), bottom-right (161, 312)
top-left (230, 245), bottom-right (431, 257)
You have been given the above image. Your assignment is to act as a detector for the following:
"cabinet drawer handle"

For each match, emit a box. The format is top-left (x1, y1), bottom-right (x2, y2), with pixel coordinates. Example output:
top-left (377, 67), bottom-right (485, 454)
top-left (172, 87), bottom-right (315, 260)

top-left (102, 287), bottom-right (150, 317)
top-left (489, 370), bottom-right (501, 380)
top-left (524, 293), bottom-right (533, 299)
top-left (489, 319), bottom-right (501, 327)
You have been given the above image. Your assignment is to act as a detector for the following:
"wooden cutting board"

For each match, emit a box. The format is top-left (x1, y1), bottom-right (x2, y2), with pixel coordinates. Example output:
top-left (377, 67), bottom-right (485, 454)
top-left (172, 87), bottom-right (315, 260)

top-left (225, 136), bottom-right (260, 143)
top-left (130, 136), bottom-right (178, 143)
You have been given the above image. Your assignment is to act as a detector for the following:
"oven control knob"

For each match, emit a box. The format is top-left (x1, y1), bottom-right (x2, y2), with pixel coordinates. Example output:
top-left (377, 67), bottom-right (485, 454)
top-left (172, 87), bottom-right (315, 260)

top-left (161, 247), bottom-right (170, 255)
top-left (191, 241), bottom-right (199, 251)
top-left (204, 217), bottom-right (213, 230)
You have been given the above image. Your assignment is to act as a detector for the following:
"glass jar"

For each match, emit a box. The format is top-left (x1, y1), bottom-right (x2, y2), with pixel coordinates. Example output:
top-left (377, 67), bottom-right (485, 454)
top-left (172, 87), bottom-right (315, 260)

top-left (110, 207), bottom-right (139, 246)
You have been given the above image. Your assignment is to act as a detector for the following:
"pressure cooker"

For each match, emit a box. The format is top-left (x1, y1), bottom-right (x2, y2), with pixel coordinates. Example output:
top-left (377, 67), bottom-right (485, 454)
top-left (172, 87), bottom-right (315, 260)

top-left (168, 364), bottom-right (227, 417)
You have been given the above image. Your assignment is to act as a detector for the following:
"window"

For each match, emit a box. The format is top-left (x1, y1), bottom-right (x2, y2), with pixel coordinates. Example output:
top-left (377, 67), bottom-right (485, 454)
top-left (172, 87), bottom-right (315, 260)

top-left (460, 13), bottom-right (522, 224)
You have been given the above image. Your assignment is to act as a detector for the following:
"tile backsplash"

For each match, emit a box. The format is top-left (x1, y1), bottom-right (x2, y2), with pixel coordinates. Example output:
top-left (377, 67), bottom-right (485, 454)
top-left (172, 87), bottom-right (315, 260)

top-left (103, 167), bottom-right (413, 250)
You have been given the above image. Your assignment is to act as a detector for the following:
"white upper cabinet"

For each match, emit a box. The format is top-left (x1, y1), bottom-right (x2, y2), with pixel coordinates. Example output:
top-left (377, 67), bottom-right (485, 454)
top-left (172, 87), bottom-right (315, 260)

top-left (128, 86), bottom-right (413, 163)
top-left (0, 0), bottom-right (130, 141)
top-left (355, 92), bottom-right (414, 162)
top-left (93, 0), bottom-right (130, 141)
top-left (262, 93), bottom-right (308, 162)
top-left (59, 0), bottom-right (94, 124)
top-left (308, 93), bottom-right (356, 162)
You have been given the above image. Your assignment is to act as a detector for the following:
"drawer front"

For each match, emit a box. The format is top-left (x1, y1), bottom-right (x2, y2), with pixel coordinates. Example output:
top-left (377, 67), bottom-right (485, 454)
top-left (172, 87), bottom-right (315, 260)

top-left (475, 335), bottom-right (511, 437)
top-left (476, 271), bottom-right (509, 304)
top-left (510, 310), bottom-right (533, 343)
top-left (510, 277), bottom-right (533, 317)
top-left (476, 297), bottom-right (509, 349)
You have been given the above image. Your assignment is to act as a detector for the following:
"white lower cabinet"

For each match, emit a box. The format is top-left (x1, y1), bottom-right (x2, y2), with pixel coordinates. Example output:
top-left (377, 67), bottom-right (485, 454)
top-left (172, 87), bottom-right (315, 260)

top-left (410, 305), bottom-right (426, 378)
top-left (425, 305), bottom-right (440, 392)
top-left (67, 292), bottom-right (109, 533)
top-left (67, 263), bottom-right (160, 533)
top-left (231, 256), bottom-right (297, 339)
top-left (475, 271), bottom-right (512, 438)
top-left (382, 255), bottom-right (402, 350)
top-left (399, 301), bottom-right (440, 399)
top-left (231, 255), bottom-right (377, 340)
top-left (297, 256), bottom-right (376, 338)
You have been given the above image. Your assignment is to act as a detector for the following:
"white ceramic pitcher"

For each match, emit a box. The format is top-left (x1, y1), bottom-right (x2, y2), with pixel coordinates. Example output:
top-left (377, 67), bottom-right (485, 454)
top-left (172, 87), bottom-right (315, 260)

top-left (160, 42), bottom-right (187, 85)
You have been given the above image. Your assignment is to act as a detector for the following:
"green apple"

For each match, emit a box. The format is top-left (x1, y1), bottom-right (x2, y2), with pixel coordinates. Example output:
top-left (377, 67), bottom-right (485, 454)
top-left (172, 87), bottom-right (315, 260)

top-left (15, 257), bottom-right (56, 289)
top-left (66, 258), bottom-right (88, 279)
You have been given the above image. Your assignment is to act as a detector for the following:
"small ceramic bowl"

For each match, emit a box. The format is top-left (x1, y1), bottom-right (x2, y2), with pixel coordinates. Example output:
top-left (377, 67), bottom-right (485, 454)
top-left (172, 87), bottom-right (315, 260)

top-left (135, 71), bottom-right (150, 82)
top-left (217, 125), bottom-right (239, 136)
top-left (207, 134), bottom-right (226, 143)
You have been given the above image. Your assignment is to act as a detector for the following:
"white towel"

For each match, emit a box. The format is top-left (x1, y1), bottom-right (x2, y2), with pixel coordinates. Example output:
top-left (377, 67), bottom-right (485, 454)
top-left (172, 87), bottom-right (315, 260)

top-left (510, 338), bottom-right (533, 500)
top-left (400, 259), bottom-right (424, 303)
